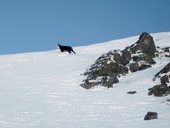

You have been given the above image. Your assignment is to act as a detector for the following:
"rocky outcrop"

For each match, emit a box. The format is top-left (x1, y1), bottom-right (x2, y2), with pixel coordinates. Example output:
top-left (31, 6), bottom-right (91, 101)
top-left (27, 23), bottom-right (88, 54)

top-left (130, 32), bottom-right (156, 58)
top-left (148, 63), bottom-right (170, 96)
top-left (148, 84), bottom-right (170, 96)
top-left (81, 32), bottom-right (157, 89)
top-left (81, 50), bottom-right (129, 89)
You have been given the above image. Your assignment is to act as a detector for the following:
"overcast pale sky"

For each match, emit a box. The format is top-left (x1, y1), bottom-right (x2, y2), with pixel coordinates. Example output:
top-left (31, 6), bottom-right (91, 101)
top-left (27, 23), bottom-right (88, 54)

top-left (0, 0), bottom-right (170, 54)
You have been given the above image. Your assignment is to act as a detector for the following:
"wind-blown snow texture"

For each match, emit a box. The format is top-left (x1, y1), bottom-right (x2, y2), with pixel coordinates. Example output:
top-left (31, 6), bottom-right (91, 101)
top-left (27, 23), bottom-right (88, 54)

top-left (0, 32), bottom-right (170, 128)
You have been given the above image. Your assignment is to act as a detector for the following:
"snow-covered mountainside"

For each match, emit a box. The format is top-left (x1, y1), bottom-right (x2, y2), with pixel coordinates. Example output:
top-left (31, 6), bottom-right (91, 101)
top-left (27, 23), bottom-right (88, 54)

top-left (0, 32), bottom-right (170, 128)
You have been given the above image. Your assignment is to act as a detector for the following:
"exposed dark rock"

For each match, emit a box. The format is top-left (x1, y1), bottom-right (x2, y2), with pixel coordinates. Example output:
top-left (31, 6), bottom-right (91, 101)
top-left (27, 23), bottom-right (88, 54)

top-left (80, 32), bottom-right (158, 89)
top-left (129, 62), bottom-right (152, 73)
top-left (130, 32), bottom-right (156, 58)
top-left (104, 75), bottom-right (119, 88)
top-left (121, 49), bottom-right (131, 65)
top-left (127, 91), bottom-right (137, 94)
top-left (80, 47), bottom-right (132, 89)
top-left (148, 84), bottom-right (170, 96)
top-left (160, 75), bottom-right (169, 84)
top-left (149, 63), bottom-right (170, 96)
top-left (138, 32), bottom-right (156, 58)
top-left (129, 63), bottom-right (139, 72)
top-left (132, 56), bottom-right (140, 62)
top-left (112, 51), bottom-right (121, 64)
top-left (154, 63), bottom-right (170, 79)
top-left (132, 54), bottom-right (156, 65)
top-left (153, 63), bottom-right (170, 85)
top-left (80, 50), bottom-right (128, 89)
top-left (127, 32), bottom-right (156, 72)
top-left (80, 57), bottom-right (129, 89)
top-left (143, 55), bottom-right (156, 65)
top-left (144, 112), bottom-right (158, 120)
top-left (111, 49), bottom-right (131, 66)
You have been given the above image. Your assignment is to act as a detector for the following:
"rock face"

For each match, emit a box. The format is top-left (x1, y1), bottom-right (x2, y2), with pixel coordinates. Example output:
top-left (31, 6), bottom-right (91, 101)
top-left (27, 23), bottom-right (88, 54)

top-left (81, 32), bottom-right (157, 89)
top-left (81, 50), bottom-right (129, 89)
top-left (130, 32), bottom-right (156, 58)
top-left (138, 32), bottom-right (156, 57)
top-left (144, 112), bottom-right (158, 120)
top-left (149, 63), bottom-right (170, 96)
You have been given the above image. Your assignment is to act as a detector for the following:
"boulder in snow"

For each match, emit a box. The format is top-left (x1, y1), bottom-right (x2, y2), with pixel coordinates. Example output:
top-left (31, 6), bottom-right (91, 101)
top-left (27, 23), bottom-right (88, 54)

top-left (127, 91), bottom-right (137, 94)
top-left (144, 112), bottom-right (158, 120)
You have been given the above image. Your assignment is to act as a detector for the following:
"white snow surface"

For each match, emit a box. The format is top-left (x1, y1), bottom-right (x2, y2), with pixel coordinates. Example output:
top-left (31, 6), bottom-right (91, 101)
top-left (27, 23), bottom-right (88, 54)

top-left (0, 32), bottom-right (170, 128)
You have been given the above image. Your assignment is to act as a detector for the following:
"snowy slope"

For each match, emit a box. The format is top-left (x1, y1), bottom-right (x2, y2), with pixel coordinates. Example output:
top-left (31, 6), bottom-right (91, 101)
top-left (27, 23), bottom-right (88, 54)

top-left (0, 32), bottom-right (170, 128)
